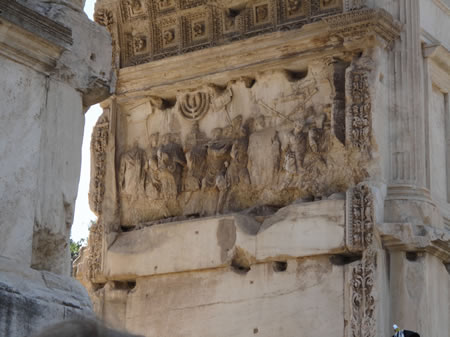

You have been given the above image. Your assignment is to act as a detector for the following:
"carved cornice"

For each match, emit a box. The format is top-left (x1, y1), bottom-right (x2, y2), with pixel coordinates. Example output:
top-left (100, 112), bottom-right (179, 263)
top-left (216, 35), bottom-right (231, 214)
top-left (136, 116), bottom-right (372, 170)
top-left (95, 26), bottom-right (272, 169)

top-left (323, 8), bottom-right (402, 49)
top-left (0, 0), bottom-right (73, 47)
top-left (0, 0), bottom-right (72, 73)
top-left (432, 0), bottom-right (450, 16)
top-left (116, 8), bottom-right (400, 98)
top-left (377, 222), bottom-right (450, 263)
top-left (346, 184), bottom-right (374, 253)
top-left (423, 44), bottom-right (450, 93)
top-left (96, 1), bottom-right (401, 70)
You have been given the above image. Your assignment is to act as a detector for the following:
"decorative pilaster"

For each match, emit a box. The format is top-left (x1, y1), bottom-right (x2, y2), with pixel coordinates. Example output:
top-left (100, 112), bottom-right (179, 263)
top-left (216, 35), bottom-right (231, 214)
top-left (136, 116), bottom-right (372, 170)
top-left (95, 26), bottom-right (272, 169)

top-left (349, 249), bottom-right (377, 337)
top-left (346, 183), bottom-right (377, 337)
top-left (346, 184), bottom-right (375, 252)
top-left (89, 111), bottom-right (110, 216)
top-left (388, 0), bottom-right (426, 188)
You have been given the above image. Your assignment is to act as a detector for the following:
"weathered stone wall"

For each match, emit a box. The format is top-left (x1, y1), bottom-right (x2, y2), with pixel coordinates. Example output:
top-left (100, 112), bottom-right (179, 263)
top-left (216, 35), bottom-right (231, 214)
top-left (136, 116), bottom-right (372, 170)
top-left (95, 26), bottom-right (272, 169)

top-left (76, 1), bottom-right (450, 336)
top-left (0, 0), bottom-right (113, 336)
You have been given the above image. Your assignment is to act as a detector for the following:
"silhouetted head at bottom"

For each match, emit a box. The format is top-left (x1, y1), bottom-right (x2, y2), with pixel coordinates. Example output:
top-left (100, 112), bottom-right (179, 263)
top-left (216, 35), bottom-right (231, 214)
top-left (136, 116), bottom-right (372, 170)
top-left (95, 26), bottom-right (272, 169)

top-left (32, 319), bottom-right (144, 337)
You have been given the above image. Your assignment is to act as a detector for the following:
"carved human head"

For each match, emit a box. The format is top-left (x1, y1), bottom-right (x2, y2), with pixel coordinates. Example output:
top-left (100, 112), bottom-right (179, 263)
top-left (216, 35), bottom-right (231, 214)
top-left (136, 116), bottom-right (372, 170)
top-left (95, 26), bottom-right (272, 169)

top-left (232, 115), bottom-right (243, 129)
top-left (161, 133), bottom-right (172, 145)
top-left (191, 121), bottom-right (200, 132)
top-left (32, 319), bottom-right (143, 337)
top-left (223, 125), bottom-right (233, 138)
top-left (149, 133), bottom-right (159, 147)
top-left (293, 119), bottom-right (304, 133)
top-left (254, 114), bottom-right (266, 131)
top-left (315, 113), bottom-right (326, 129)
top-left (211, 128), bottom-right (223, 140)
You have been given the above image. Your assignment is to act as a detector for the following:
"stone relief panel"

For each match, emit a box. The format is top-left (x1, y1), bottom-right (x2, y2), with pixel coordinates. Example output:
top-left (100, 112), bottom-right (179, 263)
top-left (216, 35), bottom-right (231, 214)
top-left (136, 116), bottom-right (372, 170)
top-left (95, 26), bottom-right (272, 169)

top-left (94, 0), bottom-right (346, 68)
top-left (109, 58), bottom-right (374, 227)
top-left (345, 54), bottom-right (374, 151)
top-left (349, 248), bottom-right (376, 337)
top-left (346, 183), bottom-right (374, 252)
top-left (89, 111), bottom-right (110, 216)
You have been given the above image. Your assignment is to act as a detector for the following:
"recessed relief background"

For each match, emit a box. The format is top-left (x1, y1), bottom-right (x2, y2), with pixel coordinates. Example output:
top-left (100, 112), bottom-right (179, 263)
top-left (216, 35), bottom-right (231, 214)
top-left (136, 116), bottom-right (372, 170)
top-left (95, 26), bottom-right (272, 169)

top-left (101, 58), bottom-right (373, 227)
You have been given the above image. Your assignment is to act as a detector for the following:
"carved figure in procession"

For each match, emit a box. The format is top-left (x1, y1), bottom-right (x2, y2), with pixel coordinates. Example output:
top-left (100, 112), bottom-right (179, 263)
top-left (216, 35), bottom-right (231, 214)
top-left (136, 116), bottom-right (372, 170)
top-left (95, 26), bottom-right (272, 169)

top-left (145, 133), bottom-right (161, 199)
top-left (202, 128), bottom-right (232, 213)
top-left (184, 121), bottom-right (207, 152)
top-left (280, 119), bottom-right (308, 189)
top-left (202, 128), bottom-right (231, 189)
top-left (119, 143), bottom-right (147, 198)
top-left (226, 125), bottom-right (251, 186)
top-left (157, 133), bottom-right (187, 200)
top-left (271, 131), bottom-right (281, 181)
top-left (307, 106), bottom-right (331, 155)
top-left (183, 123), bottom-right (207, 201)
top-left (254, 114), bottom-right (266, 132)
top-left (223, 115), bottom-right (243, 139)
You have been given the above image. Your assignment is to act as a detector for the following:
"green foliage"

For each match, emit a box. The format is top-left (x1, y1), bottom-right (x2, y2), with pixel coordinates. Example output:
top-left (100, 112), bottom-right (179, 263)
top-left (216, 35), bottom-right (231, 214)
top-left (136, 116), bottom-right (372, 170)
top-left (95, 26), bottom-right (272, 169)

top-left (70, 238), bottom-right (86, 261)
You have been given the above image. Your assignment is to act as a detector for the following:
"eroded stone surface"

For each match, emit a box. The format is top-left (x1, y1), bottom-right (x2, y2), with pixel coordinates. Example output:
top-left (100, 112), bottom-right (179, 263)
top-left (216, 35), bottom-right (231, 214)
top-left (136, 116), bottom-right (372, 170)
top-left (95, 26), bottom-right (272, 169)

top-left (0, 0), bottom-right (113, 336)
top-left (70, 1), bottom-right (450, 337)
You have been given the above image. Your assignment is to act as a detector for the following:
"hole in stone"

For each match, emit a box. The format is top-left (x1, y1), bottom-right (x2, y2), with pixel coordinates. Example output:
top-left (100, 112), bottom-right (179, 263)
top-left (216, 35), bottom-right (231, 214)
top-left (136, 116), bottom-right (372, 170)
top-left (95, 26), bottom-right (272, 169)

top-left (405, 252), bottom-right (419, 262)
top-left (244, 78), bottom-right (256, 88)
top-left (121, 226), bottom-right (135, 232)
top-left (253, 328), bottom-right (259, 334)
top-left (113, 281), bottom-right (136, 290)
top-left (228, 8), bottom-right (240, 17)
top-left (272, 261), bottom-right (288, 272)
top-left (329, 254), bottom-right (362, 266)
top-left (231, 259), bottom-right (251, 274)
top-left (285, 69), bottom-right (308, 82)
top-left (227, 3), bottom-right (247, 17)
top-left (93, 283), bottom-right (106, 291)
top-left (163, 97), bottom-right (176, 109)
top-left (90, 53), bottom-right (96, 61)
top-left (250, 280), bottom-right (254, 284)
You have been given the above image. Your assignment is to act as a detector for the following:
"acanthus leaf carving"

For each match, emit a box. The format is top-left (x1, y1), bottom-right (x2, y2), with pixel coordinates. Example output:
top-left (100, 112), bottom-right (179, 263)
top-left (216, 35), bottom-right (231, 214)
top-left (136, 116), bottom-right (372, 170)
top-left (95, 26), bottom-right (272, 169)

top-left (349, 248), bottom-right (376, 337)
top-left (345, 58), bottom-right (373, 151)
top-left (87, 221), bottom-right (104, 280)
top-left (346, 183), bottom-right (374, 252)
top-left (89, 111), bottom-right (109, 216)
top-left (94, 8), bottom-right (114, 27)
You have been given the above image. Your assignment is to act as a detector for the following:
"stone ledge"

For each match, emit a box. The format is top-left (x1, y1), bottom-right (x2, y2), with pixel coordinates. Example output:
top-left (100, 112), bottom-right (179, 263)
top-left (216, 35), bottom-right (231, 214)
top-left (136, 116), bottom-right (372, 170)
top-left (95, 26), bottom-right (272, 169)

top-left (0, 256), bottom-right (93, 337)
top-left (377, 222), bottom-right (450, 263)
top-left (0, 0), bottom-right (73, 48)
top-left (116, 8), bottom-right (401, 99)
top-left (101, 200), bottom-right (346, 280)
